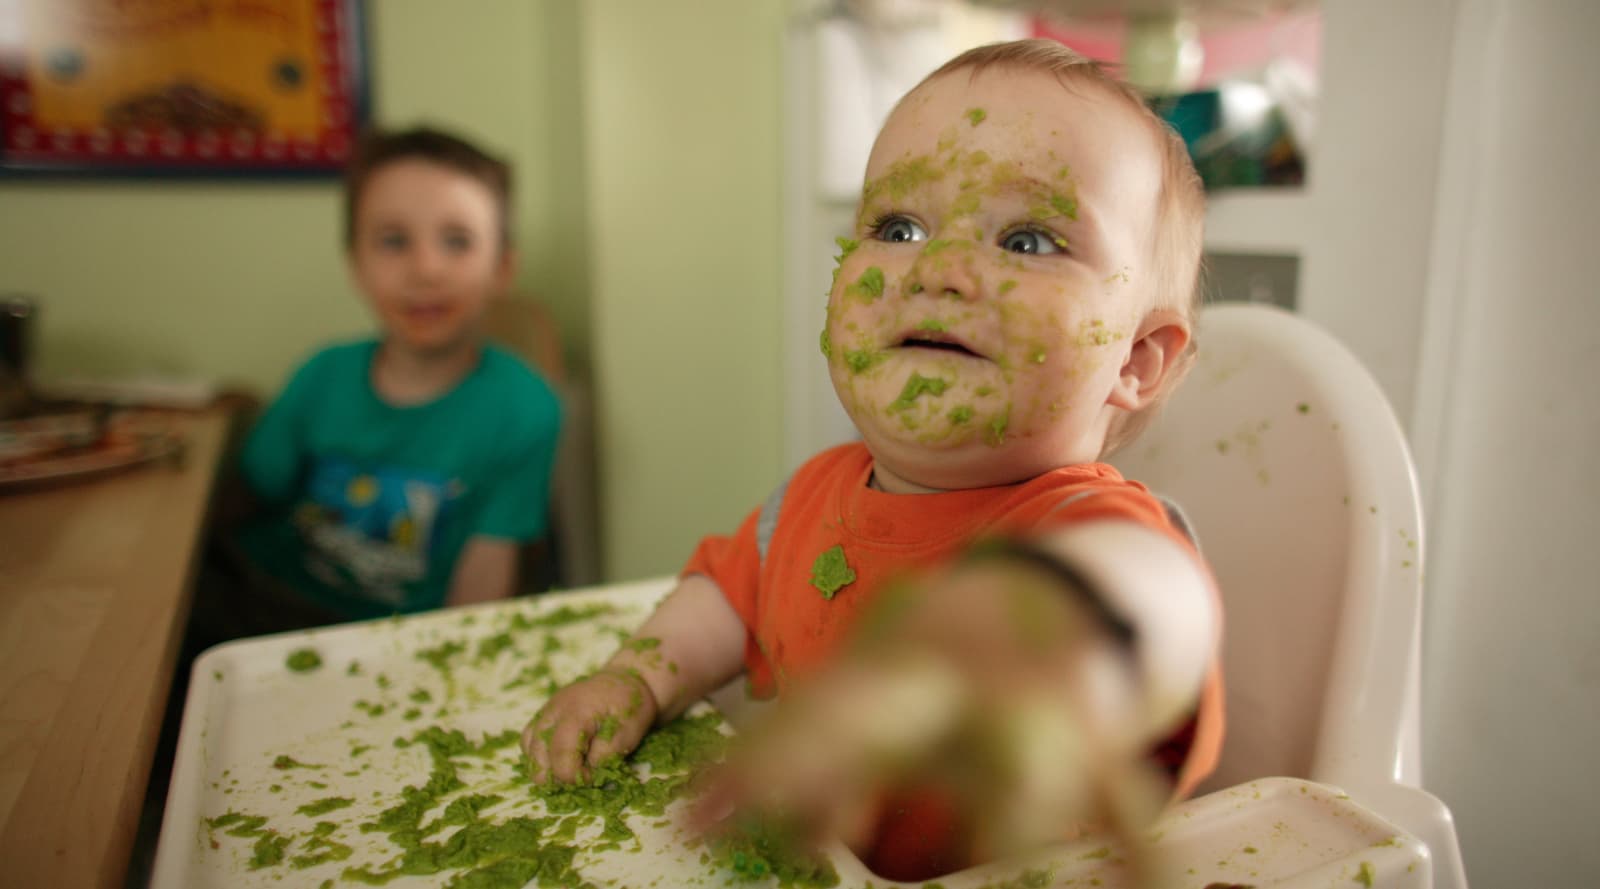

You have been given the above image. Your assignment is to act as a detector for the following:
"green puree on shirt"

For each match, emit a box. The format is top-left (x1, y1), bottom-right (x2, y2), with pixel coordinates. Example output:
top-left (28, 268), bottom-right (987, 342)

top-left (235, 339), bottom-right (562, 619)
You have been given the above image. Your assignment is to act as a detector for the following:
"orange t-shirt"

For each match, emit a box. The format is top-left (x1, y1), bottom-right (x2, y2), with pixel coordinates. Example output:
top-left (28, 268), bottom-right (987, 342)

top-left (683, 443), bottom-right (1224, 879)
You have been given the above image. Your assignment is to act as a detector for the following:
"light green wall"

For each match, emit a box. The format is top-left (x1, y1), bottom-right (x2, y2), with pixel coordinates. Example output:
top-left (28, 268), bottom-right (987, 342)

top-left (0, 0), bottom-right (588, 394)
top-left (582, 1), bottom-right (787, 580)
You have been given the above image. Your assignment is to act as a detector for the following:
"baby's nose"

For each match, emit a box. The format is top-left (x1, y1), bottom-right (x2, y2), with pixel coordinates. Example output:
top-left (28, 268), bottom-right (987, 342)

top-left (911, 239), bottom-right (983, 301)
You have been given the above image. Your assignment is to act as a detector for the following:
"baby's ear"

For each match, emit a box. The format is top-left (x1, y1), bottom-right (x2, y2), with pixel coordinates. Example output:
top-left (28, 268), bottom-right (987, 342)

top-left (1107, 309), bottom-right (1190, 412)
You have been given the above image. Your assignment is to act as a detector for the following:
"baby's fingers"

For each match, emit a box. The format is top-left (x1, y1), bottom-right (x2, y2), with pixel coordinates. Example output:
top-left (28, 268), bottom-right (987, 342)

top-left (522, 704), bottom-right (594, 785)
top-left (543, 714), bottom-right (600, 784)
top-left (583, 710), bottom-right (652, 773)
top-left (522, 713), bottom-right (563, 784)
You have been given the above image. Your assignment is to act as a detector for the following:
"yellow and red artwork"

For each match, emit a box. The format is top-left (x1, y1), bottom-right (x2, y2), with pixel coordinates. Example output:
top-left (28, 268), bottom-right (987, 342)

top-left (0, 0), bottom-right (367, 174)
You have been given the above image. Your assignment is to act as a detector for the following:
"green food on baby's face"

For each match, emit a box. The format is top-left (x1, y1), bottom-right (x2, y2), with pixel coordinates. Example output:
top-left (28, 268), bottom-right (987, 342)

top-left (844, 349), bottom-right (884, 375)
top-left (286, 648), bottom-right (323, 673)
top-left (889, 373), bottom-right (951, 412)
top-left (965, 107), bottom-right (987, 127)
top-left (860, 155), bottom-right (945, 210)
top-left (832, 235), bottom-right (859, 267)
top-left (846, 266), bottom-right (886, 301)
top-left (986, 404), bottom-right (1011, 447)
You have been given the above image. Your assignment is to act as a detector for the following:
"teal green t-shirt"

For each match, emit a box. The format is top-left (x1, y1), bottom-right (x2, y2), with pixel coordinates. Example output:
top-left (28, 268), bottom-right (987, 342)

top-left (236, 339), bottom-right (562, 619)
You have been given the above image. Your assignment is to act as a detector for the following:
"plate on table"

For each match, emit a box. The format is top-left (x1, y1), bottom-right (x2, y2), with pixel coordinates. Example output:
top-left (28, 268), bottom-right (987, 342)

top-left (0, 409), bottom-right (183, 491)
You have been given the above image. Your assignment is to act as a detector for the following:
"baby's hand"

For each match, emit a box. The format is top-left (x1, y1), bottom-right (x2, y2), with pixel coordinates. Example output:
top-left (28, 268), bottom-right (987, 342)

top-left (522, 668), bottom-right (658, 784)
top-left (696, 559), bottom-right (1165, 866)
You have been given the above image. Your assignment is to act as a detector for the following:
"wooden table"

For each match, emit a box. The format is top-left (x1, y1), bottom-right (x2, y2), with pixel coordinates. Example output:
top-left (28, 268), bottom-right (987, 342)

top-left (0, 409), bottom-right (231, 888)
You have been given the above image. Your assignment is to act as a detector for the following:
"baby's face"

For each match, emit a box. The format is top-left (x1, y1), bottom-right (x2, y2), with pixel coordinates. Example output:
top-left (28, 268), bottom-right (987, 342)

top-left (349, 159), bottom-right (511, 355)
top-left (825, 66), bottom-right (1165, 491)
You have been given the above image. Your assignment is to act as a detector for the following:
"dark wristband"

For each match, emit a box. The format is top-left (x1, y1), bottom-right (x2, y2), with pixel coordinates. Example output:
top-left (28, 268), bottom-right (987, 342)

top-left (963, 537), bottom-right (1138, 652)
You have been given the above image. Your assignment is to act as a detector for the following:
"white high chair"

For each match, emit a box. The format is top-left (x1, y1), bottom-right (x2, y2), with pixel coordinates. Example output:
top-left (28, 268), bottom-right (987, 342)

top-left (1110, 303), bottom-right (1467, 888)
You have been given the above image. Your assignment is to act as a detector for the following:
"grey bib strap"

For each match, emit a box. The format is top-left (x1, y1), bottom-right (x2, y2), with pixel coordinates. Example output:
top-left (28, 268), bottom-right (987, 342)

top-left (755, 476), bottom-right (790, 564)
top-left (1158, 495), bottom-right (1202, 552)
top-left (1046, 489), bottom-right (1202, 551)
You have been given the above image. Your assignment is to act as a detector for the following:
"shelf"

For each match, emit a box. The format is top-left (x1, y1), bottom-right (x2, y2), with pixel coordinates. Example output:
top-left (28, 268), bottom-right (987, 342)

top-left (1203, 188), bottom-right (1310, 255)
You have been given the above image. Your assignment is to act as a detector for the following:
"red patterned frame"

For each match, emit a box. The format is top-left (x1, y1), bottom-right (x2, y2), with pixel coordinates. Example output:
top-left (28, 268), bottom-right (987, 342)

top-left (0, 0), bottom-right (369, 177)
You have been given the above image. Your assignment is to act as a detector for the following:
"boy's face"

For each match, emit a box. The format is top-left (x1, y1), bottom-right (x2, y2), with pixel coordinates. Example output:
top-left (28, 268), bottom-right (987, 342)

top-left (826, 66), bottom-right (1174, 490)
top-left (349, 159), bottom-right (512, 355)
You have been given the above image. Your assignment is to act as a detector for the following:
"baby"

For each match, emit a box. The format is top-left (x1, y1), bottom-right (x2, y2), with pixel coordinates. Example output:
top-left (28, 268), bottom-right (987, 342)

top-left (524, 39), bottom-right (1220, 881)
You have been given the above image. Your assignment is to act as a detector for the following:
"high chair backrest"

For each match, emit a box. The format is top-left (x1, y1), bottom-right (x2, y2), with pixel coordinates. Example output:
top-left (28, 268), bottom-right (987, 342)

top-left (483, 295), bottom-right (602, 588)
top-left (1111, 303), bottom-right (1426, 797)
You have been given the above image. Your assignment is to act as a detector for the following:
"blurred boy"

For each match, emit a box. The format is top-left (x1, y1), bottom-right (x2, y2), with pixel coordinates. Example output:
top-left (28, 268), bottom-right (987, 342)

top-left (225, 127), bottom-right (562, 627)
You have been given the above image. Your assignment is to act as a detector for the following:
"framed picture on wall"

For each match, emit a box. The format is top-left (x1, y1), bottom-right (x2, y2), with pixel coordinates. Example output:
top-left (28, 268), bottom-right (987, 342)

top-left (0, 0), bottom-right (369, 177)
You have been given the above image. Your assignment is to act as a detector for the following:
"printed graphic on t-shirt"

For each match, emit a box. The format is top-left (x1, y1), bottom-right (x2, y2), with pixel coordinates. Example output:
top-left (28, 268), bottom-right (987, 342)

top-left (292, 457), bottom-right (462, 606)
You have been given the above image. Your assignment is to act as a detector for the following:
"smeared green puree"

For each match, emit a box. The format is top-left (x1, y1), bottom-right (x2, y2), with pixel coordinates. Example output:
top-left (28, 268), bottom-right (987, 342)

top-left (986, 404), bottom-right (1011, 446)
top-left (210, 604), bottom-right (749, 887)
top-left (532, 712), bottom-right (727, 854)
top-left (890, 373), bottom-right (951, 412)
top-left (344, 817), bottom-right (580, 888)
top-left (809, 545), bottom-right (856, 600)
top-left (709, 814), bottom-right (840, 888)
top-left (338, 714), bottom-right (725, 888)
top-left (291, 822), bottom-right (353, 869)
top-left (249, 832), bottom-right (289, 869)
top-left (208, 811), bottom-right (269, 837)
top-left (844, 349), bottom-right (884, 374)
top-left (296, 796), bottom-right (354, 817)
top-left (286, 648), bottom-right (322, 673)
top-left (506, 603), bottom-right (618, 631)
top-left (861, 155), bottom-right (944, 208)
top-left (847, 266), bottom-right (885, 300)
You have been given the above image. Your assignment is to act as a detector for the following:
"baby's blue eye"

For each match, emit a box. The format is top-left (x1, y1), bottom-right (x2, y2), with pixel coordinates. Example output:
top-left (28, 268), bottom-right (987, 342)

top-left (999, 227), bottom-right (1061, 255)
top-left (378, 231), bottom-right (409, 251)
top-left (873, 215), bottom-right (928, 244)
top-left (442, 230), bottom-right (474, 252)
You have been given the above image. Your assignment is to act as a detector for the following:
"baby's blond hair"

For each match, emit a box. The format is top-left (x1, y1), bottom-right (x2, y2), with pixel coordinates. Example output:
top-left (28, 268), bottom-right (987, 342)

top-left (915, 39), bottom-right (1206, 455)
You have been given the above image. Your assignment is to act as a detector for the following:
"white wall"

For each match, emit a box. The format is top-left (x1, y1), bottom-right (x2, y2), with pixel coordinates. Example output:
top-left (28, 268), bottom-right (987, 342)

top-left (1417, 1), bottom-right (1600, 885)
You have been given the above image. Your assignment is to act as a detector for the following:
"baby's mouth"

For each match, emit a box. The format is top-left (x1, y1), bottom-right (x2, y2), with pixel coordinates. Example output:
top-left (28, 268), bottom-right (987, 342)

top-left (892, 331), bottom-right (986, 361)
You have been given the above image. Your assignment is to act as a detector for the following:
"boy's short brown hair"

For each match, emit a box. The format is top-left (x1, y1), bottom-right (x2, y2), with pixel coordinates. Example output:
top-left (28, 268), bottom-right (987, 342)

top-left (342, 126), bottom-right (513, 250)
top-left (919, 39), bottom-right (1206, 454)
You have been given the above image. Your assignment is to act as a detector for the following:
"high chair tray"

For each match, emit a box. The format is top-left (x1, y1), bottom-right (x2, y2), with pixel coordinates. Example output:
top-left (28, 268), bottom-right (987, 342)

top-left (151, 580), bottom-right (1430, 888)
